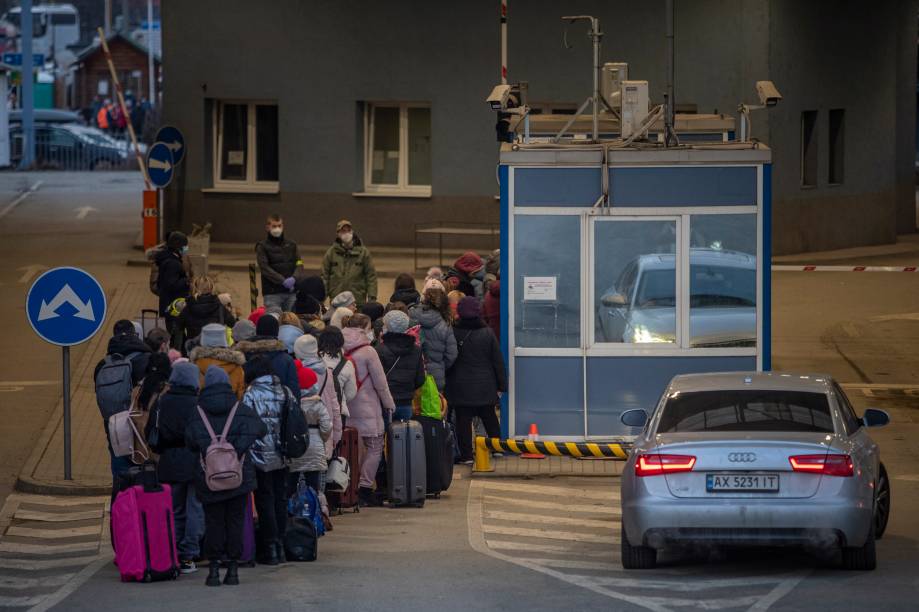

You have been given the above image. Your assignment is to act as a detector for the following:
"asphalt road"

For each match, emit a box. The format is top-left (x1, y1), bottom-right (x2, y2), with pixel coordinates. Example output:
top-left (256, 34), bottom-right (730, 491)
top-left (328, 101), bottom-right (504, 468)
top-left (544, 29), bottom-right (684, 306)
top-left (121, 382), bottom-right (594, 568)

top-left (0, 173), bottom-right (917, 610)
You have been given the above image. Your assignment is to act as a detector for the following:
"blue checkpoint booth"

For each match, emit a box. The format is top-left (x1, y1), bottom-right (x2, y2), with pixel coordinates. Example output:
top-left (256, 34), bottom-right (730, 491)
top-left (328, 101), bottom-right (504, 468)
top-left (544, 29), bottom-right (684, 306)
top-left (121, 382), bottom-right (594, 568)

top-left (498, 142), bottom-right (772, 440)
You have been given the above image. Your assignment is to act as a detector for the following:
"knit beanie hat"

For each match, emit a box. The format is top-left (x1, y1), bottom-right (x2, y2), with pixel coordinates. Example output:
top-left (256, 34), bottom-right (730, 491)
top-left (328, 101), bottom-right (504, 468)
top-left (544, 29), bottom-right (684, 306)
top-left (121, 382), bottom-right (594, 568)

top-left (113, 319), bottom-right (136, 336)
top-left (383, 310), bottom-right (410, 334)
top-left (331, 291), bottom-right (356, 309)
top-left (201, 323), bottom-right (229, 348)
top-left (297, 364), bottom-right (318, 393)
top-left (232, 319), bottom-right (256, 343)
top-left (255, 315), bottom-right (280, 338)
top-left (278, 324), bottom-right (304, 354)
top-left (169, 362), bottom-right (200, 390)
top-left (329, 307), bottom-right (353, 329)
top-left (423, 278), bottom-right (445, 294)
top-left (294, 334), bottom-right (319, 362)
top-left (457, 296), bottom-right (481, 320)
top-left (454, 251), bottom-right (485, 275)
top-left (204, 365), bottom-right (230, 387)
top-left (361, 301), bottom-right (385, 322)
top-left (248, 306), bottom-right (265, 325)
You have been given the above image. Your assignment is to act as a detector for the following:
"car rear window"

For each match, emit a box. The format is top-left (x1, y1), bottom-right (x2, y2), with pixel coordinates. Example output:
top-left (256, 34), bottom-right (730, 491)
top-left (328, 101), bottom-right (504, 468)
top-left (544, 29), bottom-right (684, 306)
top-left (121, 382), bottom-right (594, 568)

top-left (657, 390), bottom-right (834, 433)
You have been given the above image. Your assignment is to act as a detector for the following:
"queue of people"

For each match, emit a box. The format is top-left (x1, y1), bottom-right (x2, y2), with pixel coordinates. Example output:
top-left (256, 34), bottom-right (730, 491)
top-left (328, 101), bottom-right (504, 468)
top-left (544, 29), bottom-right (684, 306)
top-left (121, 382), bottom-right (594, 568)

top-left (98, 214), bottom-right (504, 586)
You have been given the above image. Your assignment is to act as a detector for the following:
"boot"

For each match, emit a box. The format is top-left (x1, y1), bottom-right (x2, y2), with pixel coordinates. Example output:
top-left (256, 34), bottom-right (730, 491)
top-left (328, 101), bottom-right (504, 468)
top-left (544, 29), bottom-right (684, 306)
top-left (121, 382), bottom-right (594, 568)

top-left (205, 562), bottom-right (221, 587)
top-left (223, 560), bottom-right (239, 586)
top-left (257, 540), bottom-right (279, 566)
top-left (359, 487), bottom-right (382, 507)
top-left (274, 539), bottom-right (286, 563)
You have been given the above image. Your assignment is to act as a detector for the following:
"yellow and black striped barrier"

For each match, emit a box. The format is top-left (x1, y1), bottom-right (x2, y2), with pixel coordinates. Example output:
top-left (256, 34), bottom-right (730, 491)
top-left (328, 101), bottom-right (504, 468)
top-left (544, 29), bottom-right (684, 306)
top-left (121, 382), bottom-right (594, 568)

top-left (249, 263), bottom-right (259, 311)
top-left (473, 436), bottom-right (632, 472)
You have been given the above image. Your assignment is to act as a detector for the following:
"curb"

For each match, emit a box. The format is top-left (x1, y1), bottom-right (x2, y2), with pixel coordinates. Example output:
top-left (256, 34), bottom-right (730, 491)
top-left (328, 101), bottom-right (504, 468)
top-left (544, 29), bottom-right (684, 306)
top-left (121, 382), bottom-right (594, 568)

top-left (15, 475), bottom-right (111, 497)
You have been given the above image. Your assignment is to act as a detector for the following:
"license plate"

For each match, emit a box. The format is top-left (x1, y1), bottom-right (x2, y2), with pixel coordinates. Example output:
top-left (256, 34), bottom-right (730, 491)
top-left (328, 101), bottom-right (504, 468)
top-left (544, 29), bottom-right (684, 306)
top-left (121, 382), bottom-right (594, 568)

top-left (706, 473), bottom-right (779, 492)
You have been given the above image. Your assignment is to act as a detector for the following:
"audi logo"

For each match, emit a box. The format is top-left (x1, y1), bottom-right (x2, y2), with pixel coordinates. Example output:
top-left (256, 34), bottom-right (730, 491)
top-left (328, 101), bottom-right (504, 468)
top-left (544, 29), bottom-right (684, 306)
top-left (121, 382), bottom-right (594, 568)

top-left (728, 452), bottom-right (757, 463)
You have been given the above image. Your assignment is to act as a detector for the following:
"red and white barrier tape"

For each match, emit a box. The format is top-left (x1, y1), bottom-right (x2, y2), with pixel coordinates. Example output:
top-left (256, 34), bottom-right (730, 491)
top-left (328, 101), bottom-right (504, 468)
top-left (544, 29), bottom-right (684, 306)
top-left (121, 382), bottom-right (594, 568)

top-left (772, 265), bottom-right (919, 272)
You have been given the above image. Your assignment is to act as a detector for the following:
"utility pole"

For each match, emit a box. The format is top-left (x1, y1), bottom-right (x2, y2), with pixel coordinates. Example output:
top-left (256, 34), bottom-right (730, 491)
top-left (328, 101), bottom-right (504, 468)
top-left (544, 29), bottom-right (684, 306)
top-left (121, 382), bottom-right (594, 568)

top-left (19, 0), bottom-right (34, 169)
top-left (104, 0), bottom-right (112, 36)
top-left (147, 0), bottom-right (155, 106)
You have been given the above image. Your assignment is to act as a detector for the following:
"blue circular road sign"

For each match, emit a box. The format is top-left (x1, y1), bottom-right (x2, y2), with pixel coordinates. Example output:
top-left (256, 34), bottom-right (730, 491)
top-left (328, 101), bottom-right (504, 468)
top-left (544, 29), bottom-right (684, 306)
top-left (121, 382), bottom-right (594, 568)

top-left (154, 125), bottom-right (185, 166)
top-left (26, 267), bottom-right (107, 346)
top-left (146, 142), bottom-right (175, 189)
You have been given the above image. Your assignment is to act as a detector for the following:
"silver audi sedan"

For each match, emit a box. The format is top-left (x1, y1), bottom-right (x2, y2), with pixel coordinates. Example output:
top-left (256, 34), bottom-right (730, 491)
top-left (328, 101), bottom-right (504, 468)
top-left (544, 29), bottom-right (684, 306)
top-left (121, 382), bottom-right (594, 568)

top-left (619, 372), bottom-right (891, 571)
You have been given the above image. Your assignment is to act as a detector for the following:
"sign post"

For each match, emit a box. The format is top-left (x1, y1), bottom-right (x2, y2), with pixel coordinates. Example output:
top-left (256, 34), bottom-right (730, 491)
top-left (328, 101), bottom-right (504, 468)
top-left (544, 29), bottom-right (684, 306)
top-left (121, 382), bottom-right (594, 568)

top-left (147, 126), bottom-right (185, 247)
top-left (26, 268), bottom-right (107, 480)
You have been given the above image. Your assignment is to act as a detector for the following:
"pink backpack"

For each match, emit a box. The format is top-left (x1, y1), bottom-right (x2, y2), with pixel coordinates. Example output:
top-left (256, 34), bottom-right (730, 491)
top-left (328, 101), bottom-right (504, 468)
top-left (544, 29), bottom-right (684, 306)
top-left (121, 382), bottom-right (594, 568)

top-left (196, 404), bottom-right (243, 492)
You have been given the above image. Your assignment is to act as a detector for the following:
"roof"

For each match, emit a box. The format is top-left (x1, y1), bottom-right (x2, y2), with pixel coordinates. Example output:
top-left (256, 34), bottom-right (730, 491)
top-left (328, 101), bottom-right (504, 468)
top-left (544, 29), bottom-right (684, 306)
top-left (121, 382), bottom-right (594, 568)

top-left (668, 372), bottom-right (835, 394)
top-left (72, 32), bottom-right (160, 66)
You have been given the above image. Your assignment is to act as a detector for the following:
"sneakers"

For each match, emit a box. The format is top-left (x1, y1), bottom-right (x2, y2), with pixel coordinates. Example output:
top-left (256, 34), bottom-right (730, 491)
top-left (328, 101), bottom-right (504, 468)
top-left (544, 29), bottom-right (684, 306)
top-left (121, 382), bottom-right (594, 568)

top-left (460, 459), bottom-right (474, 466)
top-left (180, 559), bottom-right (198, 574)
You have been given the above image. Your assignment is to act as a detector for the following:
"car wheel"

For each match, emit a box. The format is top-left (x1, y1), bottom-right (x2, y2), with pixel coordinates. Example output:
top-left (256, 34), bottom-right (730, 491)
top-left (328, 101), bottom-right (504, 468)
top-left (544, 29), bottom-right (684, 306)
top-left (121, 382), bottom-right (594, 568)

top-left (620, 524), bottom-right (656, 569)
top-left (874, 463), bottom-right (891, 540)
top-left (841, 523), bottom-right (876, 571)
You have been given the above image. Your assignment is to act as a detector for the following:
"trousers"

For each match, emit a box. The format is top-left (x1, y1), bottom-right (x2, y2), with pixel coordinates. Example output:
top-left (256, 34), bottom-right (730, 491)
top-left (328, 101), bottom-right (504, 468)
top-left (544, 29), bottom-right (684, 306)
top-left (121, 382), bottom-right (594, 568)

top-left (254, 468), bottom-right (288, 545)
top-left (170, 481), bottom-right (205, 559)
top-left (359, 434), bottom-right (384, 489)
top-left (455, 404), bottom-right (501, 461)
top-left (203, 494), bottom-right (247, 561)
top-left (264, 293), bottom-right (296, 313)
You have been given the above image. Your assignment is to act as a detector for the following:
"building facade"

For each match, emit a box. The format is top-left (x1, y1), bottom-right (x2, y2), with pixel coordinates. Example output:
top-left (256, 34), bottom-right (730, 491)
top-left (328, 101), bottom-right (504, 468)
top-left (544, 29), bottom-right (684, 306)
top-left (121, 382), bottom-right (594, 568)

top-left (161, 0), bottom-right (917, 254)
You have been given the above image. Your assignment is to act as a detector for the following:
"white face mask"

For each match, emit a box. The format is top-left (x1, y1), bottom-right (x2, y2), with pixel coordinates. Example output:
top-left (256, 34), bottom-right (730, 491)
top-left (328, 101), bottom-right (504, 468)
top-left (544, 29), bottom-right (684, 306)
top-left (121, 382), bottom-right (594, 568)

top-left (366, 329), bottom-right (374, 342)
top-left (339, 231), bottom-right (353, 244)
top-left (269, 227), bottom-right (283, 238)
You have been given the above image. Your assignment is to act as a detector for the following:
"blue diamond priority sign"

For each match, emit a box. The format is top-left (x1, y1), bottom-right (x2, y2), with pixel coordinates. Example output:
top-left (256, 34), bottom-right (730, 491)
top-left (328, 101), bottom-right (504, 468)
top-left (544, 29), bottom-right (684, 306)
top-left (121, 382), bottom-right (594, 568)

top-left (146, 142), bottom-right (175, 189)
top-left (26, 267), bottom-right (107, 346)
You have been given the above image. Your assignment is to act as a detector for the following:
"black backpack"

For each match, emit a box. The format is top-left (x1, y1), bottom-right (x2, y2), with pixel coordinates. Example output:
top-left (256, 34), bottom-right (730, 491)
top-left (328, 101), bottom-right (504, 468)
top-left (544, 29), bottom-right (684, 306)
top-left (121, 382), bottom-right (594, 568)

top-left (278, 385), bottom-right (308, 460)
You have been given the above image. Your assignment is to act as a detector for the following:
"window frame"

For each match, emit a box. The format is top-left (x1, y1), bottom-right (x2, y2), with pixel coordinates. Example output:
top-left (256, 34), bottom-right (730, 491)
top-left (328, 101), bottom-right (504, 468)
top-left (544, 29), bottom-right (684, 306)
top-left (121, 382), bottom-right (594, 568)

top-left (359, 102), bottom-right (431, 198)
top-left (210, 100), bottom-right (279, 194)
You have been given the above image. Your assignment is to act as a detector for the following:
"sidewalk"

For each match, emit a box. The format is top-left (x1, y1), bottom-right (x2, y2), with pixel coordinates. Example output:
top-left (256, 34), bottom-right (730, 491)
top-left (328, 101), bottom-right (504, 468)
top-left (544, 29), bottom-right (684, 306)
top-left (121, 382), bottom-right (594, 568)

top-left (774, 233), bottom-right (919, 266)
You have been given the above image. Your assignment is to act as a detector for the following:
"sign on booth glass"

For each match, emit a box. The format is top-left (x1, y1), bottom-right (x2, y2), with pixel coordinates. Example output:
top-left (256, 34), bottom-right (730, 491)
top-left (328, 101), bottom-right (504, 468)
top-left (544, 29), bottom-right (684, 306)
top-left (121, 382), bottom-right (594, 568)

top-left (524, 276), bottom-right (557, 302)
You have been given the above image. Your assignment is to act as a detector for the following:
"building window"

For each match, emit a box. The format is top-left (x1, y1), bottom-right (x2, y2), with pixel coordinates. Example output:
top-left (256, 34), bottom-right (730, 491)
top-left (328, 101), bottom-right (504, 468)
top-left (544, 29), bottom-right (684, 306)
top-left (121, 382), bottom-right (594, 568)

top-left (828, 109), bottom-right (845, 185)
top-left (800, 110), bottom-right (817, 188)
top-left (212, 101), bottom-right (278, 191)
top-left (362, 103), bottom-right (431, 196)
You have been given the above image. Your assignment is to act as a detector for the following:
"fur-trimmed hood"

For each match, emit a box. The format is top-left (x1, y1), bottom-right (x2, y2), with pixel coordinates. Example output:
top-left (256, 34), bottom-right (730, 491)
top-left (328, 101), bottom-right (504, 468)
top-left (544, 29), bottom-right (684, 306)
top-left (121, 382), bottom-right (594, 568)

top-left (234, 338), bottom-right (287, 355)
top-left (190, 345), bottom-right (246, 365)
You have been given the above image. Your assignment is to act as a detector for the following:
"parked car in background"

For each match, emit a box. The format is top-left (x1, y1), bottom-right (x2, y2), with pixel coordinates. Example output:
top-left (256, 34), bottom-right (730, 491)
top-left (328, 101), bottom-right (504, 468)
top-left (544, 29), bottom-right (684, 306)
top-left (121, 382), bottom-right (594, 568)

top-left (8, 108), bottom-right (85, 125)
top-left (9, 123), bottom-right (131, 170)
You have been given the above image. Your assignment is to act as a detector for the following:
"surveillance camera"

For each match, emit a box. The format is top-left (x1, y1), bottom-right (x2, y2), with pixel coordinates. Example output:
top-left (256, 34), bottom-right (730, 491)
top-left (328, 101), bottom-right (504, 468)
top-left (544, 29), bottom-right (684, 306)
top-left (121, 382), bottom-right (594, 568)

top-left (755, 81), bottom-right (782, 107)
top-left (487, 84), bottom-right (512, 110)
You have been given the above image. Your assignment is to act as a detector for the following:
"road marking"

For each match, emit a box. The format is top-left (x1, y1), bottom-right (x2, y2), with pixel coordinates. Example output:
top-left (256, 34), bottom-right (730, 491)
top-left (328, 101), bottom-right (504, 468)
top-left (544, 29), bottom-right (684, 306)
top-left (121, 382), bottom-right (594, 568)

top-left (6, 525), bottom-right (101, 539)
top-left (4, 494), bottom-right (109, 507)
top-left (870, 312), bottom-right (919, 322)
top-left (747, 571), bottom-right (811, 611)
top-left (0, 574), bottom-right (75, 589)
top-left (842, 322), bottom-right (861, 338)
top-left (528, 558), bottom-right (619, 571)
top-left (0, 181), bottom-right (43, 220)
top-left (483, 494), bottom-right (621, 515)
top-left (12, 510), bottom-right (102, 523)
top-left (0, 556), bottom-right (100, 571)
top-left (893, 474), bottom-right (919, 482)
top-left (0, 595), bottom-right (47, 608)
top-left (481, 480), bottom-right (618, 500)
top-left (484, 510), bottom-right (614, 530)
top-left (17, 265), bottom-right (48, 284)
top-left (483, 524), bottom-right (618, 544)
top-left (0, 541), bottom-right (100, 554)
top-left (0, 380), bottom-right (60, 393)
top-left (73, 206), bottom-right (98, 220)
top-left (485, 540), bottom-right (616, 557)
top-left (592, 575), bottom-right (803, 592)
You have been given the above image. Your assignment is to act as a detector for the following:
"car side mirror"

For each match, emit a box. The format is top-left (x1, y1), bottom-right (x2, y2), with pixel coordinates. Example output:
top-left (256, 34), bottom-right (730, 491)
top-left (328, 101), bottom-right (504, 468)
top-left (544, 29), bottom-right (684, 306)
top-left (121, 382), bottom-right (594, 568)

top-left (602, 293), bottom-right (628, 307)
top-left (620, 409), bottom-right (648, 428)
top-left (861, 408), bottom-right (889, 428)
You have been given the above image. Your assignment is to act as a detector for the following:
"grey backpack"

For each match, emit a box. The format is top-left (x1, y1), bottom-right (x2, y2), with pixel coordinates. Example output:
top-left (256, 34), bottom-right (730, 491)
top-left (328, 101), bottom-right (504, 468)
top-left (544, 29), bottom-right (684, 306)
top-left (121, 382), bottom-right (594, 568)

top-left (197, 404), bottom-right (243, 492)
top-left (95, 353), bottom-right (140, 420)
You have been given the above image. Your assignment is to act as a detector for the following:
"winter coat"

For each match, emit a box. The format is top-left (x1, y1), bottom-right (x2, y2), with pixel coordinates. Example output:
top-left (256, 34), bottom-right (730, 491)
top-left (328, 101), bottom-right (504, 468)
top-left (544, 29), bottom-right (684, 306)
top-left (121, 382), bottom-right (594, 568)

top-left (389, 287), bottom-right (421, 307)
top-left (376, 332), bottom-right (425, 405)
top-left (321, 236), bottom-right (378, 306)
top-left (408, 304), bottom-right (458, 390)
top-left (190, 346), bottom-right (247, 399)
top-left (236, 338), bottom-right (300, 398)
top-left (180, 294), bottom-right (236, 341)
top-left (321, 355), bottom-right (357, 419)
top-left (256, 234), bottom-right (301, 296)
top-left (242, 375), bottom-right (296, 472)
top-left (445, 318), bottom-right (507, 408)
top-left (150, 385), bottom-right (199, 484)
top-left (483, 279), bottom-right (501, 341)
top-left (93, 334), bottom-right (152, 385)
top-left (342, 327), bottom-right (395, 437)
top-left (286, 391), bottom-right (332, 474)
top-left (155, 248), bottom-right (189, 317)
top-left (296, 359), bottom-right (342, 456)
top-left (185, 382), bottom-right (265, 504)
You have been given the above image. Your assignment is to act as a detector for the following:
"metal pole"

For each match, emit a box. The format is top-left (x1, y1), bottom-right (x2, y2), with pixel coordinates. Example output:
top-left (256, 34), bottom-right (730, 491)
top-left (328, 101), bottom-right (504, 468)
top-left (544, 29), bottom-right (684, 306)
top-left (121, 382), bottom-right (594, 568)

top-left (63, 346), bottom-right (72, 480)
top-left (665, 0), bottom-right (676, 146)
top-left (592, 17), bottom-right (600, 142)
top-left (105, 0), bottom-right (112, 36)
top-left (500, 0), bottom-right (507, 84)
top-left (147, 0), bottom-right (155, 106)
top-left (19, 0), bottom-right (34, 169)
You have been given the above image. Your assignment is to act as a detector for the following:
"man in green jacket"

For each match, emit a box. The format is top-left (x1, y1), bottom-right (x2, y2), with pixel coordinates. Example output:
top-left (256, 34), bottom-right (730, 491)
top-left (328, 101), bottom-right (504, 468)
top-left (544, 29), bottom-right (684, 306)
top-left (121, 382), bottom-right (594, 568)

top-left (321, 220), bottom-right (378, 307)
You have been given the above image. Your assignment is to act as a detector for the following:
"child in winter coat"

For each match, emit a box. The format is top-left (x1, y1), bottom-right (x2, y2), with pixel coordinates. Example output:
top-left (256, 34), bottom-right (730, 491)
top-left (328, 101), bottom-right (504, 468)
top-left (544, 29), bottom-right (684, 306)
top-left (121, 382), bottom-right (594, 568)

top-left (317, 327), bottom-right (357, 425)
top-left (376, 310), bottom-right (425, 422)
top-left (286, 366), bottom-right (331, 498)
top-left (408, 287), bottom-right (457, 391)
top-left (294, 334), bottom-right (342, 462)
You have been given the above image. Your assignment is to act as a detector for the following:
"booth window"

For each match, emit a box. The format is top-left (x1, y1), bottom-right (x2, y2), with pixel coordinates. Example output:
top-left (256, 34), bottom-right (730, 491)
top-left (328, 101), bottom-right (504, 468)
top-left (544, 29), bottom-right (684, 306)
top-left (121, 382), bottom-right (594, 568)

top-left (361, 103), bottom-right (431, 197)
top-left (212, 101), bottom-right (279, 192)
top-left (828, 109), bottom-right (845, 185)
top-left (594, 220), bottom-right (677, 344)
top-left (800, 110), bottom-right (817, 188)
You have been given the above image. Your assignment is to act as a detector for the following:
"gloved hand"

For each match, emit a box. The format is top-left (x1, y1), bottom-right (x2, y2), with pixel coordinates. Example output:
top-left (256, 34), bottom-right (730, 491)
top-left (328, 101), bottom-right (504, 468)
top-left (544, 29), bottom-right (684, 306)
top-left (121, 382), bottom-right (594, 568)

top-left (282, 277), bottom-right (296, 291)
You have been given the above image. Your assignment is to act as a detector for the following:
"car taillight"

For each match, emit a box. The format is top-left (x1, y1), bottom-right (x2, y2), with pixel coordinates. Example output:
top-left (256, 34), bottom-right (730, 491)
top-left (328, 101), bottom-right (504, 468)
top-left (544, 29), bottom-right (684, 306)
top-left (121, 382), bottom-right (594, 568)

top-left (789, 454), bottom-right (853, 477)
top-left (635, 454), bottom-right (696, 477)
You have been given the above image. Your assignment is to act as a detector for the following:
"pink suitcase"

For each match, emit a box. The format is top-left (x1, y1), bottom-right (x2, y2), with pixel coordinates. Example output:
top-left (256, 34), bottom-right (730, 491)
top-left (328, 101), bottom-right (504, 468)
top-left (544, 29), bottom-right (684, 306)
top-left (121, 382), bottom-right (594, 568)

top-left (112, 483), bottom-right (180, 582)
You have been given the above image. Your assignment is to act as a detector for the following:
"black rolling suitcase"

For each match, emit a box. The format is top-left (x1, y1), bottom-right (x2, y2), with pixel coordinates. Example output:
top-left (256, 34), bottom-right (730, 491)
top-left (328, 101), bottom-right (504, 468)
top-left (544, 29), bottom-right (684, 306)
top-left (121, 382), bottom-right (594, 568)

top-left (413, 415), bottom-right (454, 498)
top-left (386, 420), bottom-right (426, 507)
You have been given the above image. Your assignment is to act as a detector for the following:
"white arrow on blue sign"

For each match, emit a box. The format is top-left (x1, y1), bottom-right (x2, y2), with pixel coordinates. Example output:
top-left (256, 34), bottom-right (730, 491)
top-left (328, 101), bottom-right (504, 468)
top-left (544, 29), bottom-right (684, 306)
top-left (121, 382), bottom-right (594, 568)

top-left (26, 267), bottom-right (107, 346)
top-left (146, 142), bottom-right (175, 188)
top-left (154, 126), bottom-right (185, 166)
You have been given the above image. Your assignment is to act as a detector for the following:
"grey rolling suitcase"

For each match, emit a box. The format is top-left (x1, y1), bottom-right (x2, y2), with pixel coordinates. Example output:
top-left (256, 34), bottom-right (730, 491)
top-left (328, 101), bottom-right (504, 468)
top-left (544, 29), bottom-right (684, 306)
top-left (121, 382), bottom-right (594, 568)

top-left (386, 420), bottom-right (426, 507)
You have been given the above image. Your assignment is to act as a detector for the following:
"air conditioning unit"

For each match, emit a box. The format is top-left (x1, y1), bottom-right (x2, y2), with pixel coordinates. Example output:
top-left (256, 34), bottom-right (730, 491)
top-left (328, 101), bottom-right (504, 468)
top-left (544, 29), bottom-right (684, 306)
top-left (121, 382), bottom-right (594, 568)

top-left (620, 80), bottom-right (649, 139)
top-left (601, 62), bottom-right (628, 110)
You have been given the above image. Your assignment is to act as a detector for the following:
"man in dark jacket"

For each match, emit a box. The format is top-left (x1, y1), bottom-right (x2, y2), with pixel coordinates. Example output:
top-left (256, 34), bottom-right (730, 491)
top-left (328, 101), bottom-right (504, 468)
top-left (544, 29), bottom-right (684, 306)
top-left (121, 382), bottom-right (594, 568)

top-left (185, 367), bottom-right (266, 587)
top-left (376, 310), bottom-right (425, 422)
top-left (256, 214), bottom-right (302, 313)
top-left (149, 362), bottom-right (204, 574)
top-left (445, 297), bottom-right (507, 463)
top-left (156, 231), bottom-right (191, 317)
top-left (235, 315), bottom-right (300, 398)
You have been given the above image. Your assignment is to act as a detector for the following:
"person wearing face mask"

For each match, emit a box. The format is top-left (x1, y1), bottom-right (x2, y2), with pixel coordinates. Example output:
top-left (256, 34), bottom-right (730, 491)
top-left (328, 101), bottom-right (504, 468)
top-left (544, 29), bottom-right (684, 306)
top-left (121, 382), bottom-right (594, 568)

top-left (321, 220), bottom-right (378, 309)
top-left (256, 214), bottom-right (303, 313)
top-left (156, 231), bottom-right (192, 340)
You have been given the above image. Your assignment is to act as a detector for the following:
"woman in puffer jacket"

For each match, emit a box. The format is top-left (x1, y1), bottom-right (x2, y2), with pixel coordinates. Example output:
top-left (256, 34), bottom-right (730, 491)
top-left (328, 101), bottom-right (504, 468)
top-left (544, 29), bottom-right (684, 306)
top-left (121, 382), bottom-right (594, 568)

top-left (342, 315), bottom-right (395, 506)
top-left (293, 334), bottom-right (342, 460)
top-left (408, 287), bottom-right (457, 391)
top-left (241, 356), bottom-right (296, 566)
top-left (285, 366), bottom-right (331, 497)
